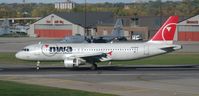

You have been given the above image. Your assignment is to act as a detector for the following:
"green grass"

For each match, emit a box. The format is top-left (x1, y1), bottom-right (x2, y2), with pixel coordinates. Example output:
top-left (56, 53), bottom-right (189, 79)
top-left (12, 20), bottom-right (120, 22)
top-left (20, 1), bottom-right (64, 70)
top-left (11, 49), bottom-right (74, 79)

top-left (0, 52), bottom-right (199, 65)
top-left (0, 80), bottom-right (116, 96)
top-left (0, 52), bottom-right (35, 64)
top-left (102, 53), bottom-right (199, 65)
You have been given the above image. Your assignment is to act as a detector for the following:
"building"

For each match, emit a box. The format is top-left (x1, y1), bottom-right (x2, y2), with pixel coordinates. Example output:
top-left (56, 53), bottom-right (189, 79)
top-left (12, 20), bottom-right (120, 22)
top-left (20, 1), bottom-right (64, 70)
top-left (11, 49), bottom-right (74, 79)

top-left (27, 13), bottom-right (199, 41)
top-left (0, 18), bottom-right (10, 35)
top-left (28, 12), bottom-right (150, 39)
top-left (97, 25), bottom-right (148, 40)
top-left (97, 16), bottom-right (155, 40)
top-left (119, 16), bottom-right (187, 40)
top-left (55, 0), bottom-right (76, 10)
top-left (124, 5), bottom-right (130, 10)
top-left (177, 15), bottom-right (199, 41)
top-left (28, 12), bottom-right (114, 38)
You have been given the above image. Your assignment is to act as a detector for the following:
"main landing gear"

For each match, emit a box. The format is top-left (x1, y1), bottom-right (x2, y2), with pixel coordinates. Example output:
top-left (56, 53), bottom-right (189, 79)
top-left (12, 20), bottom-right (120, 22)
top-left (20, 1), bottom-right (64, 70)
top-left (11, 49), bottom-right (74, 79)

top-left (36, 61), bottom-right (40, 70)
top-left (91, 63), bottom-right (98, 70)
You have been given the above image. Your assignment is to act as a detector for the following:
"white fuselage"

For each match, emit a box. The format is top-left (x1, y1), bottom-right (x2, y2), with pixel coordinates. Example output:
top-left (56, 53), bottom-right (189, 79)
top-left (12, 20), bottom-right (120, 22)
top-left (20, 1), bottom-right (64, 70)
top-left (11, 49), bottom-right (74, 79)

top-left (15, 42), bottom-right (182, 62)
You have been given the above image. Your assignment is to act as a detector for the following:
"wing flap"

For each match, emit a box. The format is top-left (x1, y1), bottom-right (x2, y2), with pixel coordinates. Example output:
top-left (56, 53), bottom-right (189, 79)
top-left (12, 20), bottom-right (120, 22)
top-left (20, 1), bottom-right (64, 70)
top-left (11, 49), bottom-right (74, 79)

top-left (70, 52), bottom-right (111, 63)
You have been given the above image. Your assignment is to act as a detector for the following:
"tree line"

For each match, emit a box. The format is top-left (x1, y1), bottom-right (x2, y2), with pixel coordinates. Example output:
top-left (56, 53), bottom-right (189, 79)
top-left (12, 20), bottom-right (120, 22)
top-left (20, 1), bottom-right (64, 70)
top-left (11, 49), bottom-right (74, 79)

top-left (0, 0), bottom-right (198, 18)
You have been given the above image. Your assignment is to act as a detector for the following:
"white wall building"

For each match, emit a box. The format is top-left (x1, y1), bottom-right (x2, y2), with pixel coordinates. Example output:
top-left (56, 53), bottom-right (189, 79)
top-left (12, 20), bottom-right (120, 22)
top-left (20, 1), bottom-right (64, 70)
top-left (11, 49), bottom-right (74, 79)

top-left (176, 14), bottom-right (199, 41)
top-left (55, 0), bottom-right (75, 10)
top-left (28, 14), bottom-right (84, 38)
top-left (28, 12), bottom-right (114, 38)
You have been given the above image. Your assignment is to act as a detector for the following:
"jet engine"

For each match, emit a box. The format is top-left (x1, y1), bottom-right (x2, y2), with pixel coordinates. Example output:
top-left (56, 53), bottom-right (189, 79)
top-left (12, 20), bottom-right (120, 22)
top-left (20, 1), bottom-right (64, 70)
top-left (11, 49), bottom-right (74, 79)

top-left (64, 58), bottom-right (86, 68)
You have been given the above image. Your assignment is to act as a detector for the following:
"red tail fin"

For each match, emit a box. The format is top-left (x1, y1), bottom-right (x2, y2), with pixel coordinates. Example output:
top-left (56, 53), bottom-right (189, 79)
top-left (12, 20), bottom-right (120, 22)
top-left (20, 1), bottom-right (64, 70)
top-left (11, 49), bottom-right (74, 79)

top-left (149, 16), bottom-right (178, 44)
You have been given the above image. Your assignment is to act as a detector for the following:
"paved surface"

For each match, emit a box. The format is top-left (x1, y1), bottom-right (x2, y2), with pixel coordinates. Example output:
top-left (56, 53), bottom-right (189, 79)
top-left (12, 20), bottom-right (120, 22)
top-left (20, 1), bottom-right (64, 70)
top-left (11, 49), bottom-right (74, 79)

top-left (175, 42), bottom-right (199, 53)
top-left (0, 65), bottom-right (199, 96)
top-left (0, 37), bottom-right (60, 52)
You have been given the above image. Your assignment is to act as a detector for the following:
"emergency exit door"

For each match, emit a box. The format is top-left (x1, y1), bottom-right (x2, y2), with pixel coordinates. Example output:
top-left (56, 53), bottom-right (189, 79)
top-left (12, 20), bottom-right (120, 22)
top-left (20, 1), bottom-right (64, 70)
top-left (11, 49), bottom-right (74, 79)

top-left (144, 45), bottom-right (149, 55)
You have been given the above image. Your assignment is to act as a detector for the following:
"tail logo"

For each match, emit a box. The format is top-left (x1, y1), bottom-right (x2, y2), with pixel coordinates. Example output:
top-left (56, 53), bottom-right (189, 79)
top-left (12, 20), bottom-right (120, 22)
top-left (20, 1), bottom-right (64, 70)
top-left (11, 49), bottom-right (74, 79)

top-left (166, 27), bottom-right (171, 32)
top-left (107, 51), bottom-right (113, 56)
top-left (162, 23), bottom-right (177, 41)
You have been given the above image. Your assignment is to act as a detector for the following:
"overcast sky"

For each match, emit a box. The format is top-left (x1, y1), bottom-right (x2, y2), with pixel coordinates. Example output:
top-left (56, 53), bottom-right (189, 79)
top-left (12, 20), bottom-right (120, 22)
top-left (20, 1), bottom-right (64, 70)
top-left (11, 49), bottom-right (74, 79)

top-left (0, 0), bottom-right (183, 4)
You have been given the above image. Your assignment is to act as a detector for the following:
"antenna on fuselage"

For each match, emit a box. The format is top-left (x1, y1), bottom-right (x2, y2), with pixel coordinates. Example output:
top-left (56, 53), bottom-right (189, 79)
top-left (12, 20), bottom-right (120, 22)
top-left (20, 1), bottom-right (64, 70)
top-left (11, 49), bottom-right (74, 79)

top-left (38, 41), bottom-right (42, 44)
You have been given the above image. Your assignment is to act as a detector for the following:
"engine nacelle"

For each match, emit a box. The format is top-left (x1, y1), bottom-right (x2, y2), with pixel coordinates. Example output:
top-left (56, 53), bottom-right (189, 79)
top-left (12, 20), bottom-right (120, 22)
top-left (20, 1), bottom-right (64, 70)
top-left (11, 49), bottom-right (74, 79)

top-left (64, 58), bottom-right (86, 68)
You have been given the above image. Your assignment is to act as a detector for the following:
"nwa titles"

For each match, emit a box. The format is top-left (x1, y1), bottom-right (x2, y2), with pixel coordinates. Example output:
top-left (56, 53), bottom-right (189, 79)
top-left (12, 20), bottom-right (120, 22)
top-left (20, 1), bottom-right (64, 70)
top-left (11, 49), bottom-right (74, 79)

top-left (42, 44), bottom-right (73, 57)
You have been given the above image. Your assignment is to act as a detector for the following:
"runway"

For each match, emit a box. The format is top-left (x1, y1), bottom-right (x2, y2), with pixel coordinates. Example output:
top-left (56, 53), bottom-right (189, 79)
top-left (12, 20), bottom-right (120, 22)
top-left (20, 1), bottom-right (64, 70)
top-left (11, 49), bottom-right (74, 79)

top-left (0, 64), bottom-right (198, 74)
top-left (0, 65), bottom-right (199, 96)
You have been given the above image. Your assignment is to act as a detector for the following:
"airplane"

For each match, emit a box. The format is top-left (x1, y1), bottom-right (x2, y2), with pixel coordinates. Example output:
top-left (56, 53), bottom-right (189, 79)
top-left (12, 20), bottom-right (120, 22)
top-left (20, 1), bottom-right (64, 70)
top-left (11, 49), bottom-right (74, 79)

top-left (92, 19), bottom-right (127, 43)
top-left (60, 34), bottom-right (89, 43)
top-left (15, 16), bottom-right (182, 70)
top-left (60, 19), bottom-right (127, 43)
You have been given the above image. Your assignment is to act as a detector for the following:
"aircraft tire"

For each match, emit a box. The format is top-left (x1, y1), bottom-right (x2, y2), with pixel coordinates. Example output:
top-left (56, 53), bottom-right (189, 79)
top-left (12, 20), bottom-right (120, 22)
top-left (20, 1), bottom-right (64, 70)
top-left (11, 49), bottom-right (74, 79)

top-left (91, 64), bottom-right (97, 70)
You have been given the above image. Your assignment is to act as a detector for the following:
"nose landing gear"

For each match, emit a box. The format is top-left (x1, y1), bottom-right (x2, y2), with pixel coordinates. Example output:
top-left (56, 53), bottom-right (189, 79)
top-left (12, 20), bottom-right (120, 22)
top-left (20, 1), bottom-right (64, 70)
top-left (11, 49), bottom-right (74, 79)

top-left (36, 61), bottom-right (40, 70)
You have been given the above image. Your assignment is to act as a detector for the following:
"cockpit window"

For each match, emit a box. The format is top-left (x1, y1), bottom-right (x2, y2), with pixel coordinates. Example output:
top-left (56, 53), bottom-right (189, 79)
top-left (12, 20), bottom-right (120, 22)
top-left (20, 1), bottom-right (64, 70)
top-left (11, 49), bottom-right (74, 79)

top-left (22, 48), bottom-right (29, 52)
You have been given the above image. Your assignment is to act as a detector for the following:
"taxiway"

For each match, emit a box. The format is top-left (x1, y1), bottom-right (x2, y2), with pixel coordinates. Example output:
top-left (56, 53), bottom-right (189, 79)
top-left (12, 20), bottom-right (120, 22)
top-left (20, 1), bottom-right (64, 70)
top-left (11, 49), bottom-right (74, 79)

top-left (0, 65), bottom-right (199, 96)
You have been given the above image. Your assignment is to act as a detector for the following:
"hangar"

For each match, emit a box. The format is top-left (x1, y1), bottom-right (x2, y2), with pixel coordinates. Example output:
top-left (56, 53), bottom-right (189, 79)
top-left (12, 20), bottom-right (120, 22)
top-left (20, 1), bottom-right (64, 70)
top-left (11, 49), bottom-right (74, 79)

top-left (29, 12), bottom-right (199, 41)
top-left (27, 12), bottom-right (151, 39)
top-left (28, 12), bottom-right (113, 38)
top-left (97, 16), bottom-right (149, 40)
top-left (177, 15), bottom-right (199, 41)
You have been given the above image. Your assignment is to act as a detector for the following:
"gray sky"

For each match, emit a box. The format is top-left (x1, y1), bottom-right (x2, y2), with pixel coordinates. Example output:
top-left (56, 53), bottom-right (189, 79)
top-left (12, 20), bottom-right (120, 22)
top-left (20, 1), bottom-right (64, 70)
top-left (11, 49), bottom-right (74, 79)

top-left (0, 0), bottom-right (183, 4)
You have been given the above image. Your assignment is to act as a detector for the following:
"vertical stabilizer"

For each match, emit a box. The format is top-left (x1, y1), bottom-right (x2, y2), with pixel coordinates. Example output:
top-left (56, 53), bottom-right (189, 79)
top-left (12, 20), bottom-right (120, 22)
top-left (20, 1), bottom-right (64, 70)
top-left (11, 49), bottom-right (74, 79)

top-left (148, 16), bottom-right (178, 44)
top-left (111, 19), bottom-right (124, 37)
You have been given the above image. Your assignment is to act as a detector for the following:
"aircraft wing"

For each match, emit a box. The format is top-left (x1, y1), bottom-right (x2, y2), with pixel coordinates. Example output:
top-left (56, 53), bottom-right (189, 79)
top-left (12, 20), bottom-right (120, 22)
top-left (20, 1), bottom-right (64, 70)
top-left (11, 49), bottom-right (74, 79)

top-left (70, 52), bottom-right (111, 62)
top-left (74, 52), bottom-right (105, 58)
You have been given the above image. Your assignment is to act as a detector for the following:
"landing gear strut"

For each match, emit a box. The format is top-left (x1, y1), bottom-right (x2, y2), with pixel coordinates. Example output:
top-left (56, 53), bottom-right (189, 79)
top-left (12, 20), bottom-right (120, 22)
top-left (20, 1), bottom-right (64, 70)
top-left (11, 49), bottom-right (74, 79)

top-left (36, 61), bottom-right (40, 70)
top-left (91, 63), bottom-right (97, 70)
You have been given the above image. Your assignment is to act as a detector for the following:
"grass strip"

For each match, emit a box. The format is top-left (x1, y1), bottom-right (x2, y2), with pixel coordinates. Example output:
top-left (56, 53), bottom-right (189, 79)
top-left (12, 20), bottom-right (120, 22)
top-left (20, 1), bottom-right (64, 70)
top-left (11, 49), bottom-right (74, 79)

top-left (0, 80), bottom-right (116, 96)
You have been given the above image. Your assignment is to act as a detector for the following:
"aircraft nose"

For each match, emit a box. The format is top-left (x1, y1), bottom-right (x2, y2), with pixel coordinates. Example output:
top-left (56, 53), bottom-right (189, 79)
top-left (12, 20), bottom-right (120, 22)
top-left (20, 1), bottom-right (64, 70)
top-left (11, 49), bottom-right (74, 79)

top-left (15, 52), bottom-right (24, 60)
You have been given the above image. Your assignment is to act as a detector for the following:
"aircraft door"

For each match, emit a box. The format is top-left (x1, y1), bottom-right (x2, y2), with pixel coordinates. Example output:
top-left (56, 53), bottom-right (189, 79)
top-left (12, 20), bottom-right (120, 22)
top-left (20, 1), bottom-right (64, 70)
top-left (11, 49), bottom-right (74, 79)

top-left (144, 45), bottom-right (149, 55)
top-left (34, 46), bottom-right (41, 56)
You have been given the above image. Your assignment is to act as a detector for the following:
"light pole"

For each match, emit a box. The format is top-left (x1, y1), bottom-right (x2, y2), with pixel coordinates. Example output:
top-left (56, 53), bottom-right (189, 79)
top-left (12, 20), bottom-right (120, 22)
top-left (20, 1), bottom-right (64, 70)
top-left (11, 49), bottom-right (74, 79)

top-left (84, 0), bottom-right (87, 36)
top-left (159, 0), bottom-right (162, 25)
